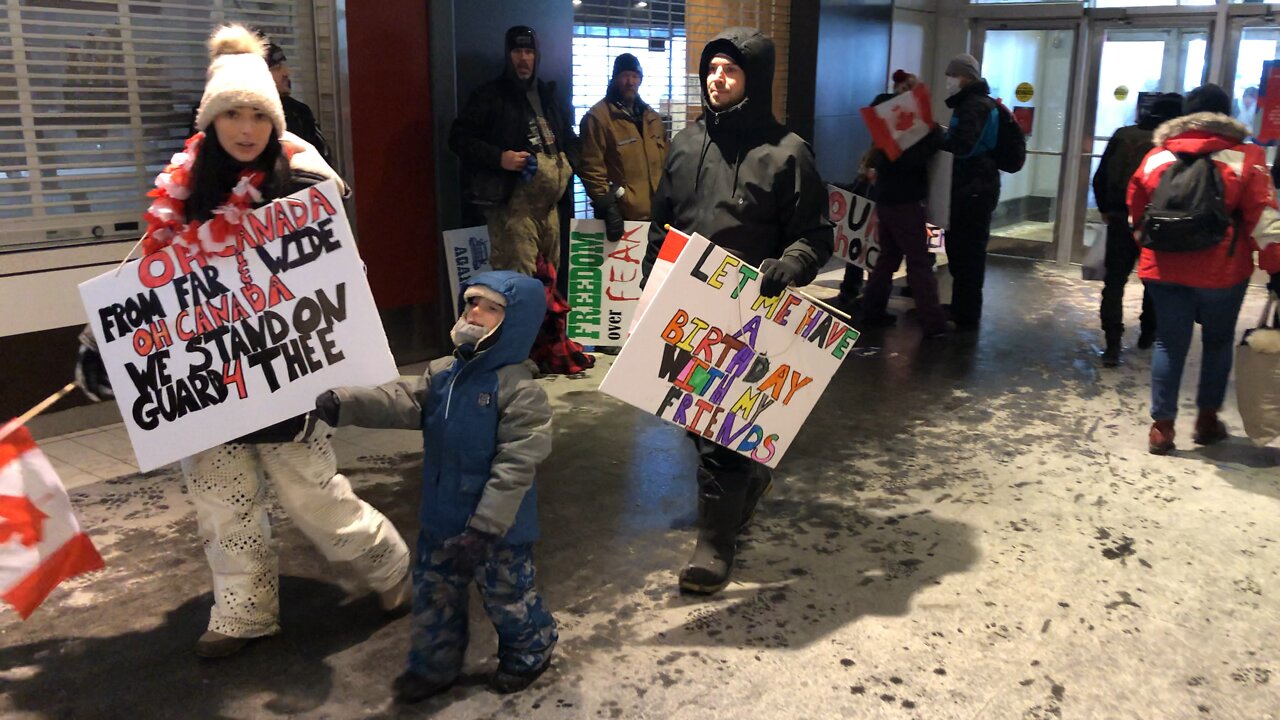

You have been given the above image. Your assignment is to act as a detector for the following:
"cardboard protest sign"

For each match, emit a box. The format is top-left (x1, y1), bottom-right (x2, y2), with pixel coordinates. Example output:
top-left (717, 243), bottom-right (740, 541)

top-left (78, 180), bottom-right (398, 471)
top-left (567, 219), bottom-right (650, 345)
top-left (828, 184), bottom-right (879, 270)
top-left (442, 226), bottom-right (493, 315)
top-left (861, 84), bottom-right (934, 161)
top-left (600, 232), bottom-right (859, 468)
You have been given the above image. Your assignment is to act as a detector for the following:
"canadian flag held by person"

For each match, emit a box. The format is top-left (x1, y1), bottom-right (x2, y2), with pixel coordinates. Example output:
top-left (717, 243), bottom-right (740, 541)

top-left (861, 84), bottom-right (935, 161)
top-left (0, 425), bottom-right (104, 619)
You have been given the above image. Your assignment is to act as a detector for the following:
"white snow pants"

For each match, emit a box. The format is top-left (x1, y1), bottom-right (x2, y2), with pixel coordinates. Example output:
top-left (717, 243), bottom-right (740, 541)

top-left (181, 431), bottom-right (410, 638)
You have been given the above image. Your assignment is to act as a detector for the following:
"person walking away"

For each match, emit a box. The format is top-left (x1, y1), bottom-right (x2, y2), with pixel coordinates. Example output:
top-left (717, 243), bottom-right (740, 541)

top-left (1091, 92), bottom-right (1184, 366)
top-left (1127, 84), bottom-right (1280, 454)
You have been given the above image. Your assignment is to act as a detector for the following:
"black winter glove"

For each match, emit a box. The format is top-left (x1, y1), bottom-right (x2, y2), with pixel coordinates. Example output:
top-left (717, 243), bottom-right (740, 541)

top-left (592, 196), bottom-right (626, 243)
top-left (442, 527), bottom-right (498, 574)
top-left (758, 256), bottom-right (806, 298)
top-left (294, 390), bottom-right (341, 443)
top-left (313, 390), bottom-right (341, 427)
top-left (1268, 273), bottom-right (1280, 295)
top-left (74, 331), bottom-right (113, 403)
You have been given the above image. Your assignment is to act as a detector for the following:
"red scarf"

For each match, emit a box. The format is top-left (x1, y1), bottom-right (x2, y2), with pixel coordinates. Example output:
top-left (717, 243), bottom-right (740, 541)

top-left (141, 132), bottom-right (283, 258)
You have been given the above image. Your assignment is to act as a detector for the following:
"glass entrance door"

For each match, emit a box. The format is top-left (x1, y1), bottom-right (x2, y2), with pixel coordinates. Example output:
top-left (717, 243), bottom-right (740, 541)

top-left (1072, 24), bottom-right (1211, 263)
top-left (976, 27), bottom-right (1078, 260)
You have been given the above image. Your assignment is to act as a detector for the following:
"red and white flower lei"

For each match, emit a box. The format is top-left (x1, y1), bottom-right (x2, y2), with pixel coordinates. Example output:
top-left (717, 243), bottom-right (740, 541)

top-left (141, 132), bottom-right (270, 258)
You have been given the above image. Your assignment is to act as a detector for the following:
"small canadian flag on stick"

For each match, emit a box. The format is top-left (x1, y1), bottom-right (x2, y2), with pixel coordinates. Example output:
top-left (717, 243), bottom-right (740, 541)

top-left (860, 84), bottom-right (935, 161)
top-left (0, 425), bottom-right (104, 619)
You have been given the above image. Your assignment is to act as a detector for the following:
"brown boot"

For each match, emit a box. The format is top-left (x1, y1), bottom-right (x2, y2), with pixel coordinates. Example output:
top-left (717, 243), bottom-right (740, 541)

top-left (1193, 409), bottom-right (1228, 445)
top-left (1148, 420), bottom-right (1176, 455)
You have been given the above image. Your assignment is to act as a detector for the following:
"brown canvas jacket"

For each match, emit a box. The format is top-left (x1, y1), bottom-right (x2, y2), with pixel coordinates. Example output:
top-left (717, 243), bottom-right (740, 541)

top-left (579, 97), bottom-right (667, 220)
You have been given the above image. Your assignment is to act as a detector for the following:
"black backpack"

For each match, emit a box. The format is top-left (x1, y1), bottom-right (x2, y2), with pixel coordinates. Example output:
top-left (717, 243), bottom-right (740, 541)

top-left (991, 103), bottom-right (1027, 174)
top-left (1141, 153), bottom-right (1235, 254)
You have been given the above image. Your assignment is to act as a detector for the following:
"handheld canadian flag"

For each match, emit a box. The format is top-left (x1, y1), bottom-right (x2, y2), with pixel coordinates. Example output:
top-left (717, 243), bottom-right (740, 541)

top-left (0, 425), bottom-right (104, 618)
top-left (860, 84), bottom-right (935, 161)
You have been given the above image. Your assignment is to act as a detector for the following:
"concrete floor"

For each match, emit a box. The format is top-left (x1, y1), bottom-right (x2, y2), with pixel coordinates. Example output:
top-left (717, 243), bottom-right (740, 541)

top-left (2, 257), bottom-right (1279, 720)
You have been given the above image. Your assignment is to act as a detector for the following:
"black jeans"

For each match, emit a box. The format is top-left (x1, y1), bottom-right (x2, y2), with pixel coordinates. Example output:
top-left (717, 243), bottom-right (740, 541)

top-left (1099, 218), bottom-right (1155, 338)
top-left (946, 194), bottom-right (995, 324)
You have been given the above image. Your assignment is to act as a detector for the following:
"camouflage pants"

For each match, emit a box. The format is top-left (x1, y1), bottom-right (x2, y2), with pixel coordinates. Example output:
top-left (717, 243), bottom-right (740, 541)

top-left (483, 152), bottom-right (570, 275)
top-left (408, 532), bottom-right (557, 682)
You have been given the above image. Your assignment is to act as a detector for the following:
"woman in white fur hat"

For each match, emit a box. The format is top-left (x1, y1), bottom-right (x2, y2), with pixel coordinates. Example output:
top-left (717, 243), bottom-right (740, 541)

top-left (76, 24), bottom-right (411, 658)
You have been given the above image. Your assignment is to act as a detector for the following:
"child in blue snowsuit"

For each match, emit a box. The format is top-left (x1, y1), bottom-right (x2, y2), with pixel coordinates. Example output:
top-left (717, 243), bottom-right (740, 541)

top-left (315, 270), bottom-right (556, 703)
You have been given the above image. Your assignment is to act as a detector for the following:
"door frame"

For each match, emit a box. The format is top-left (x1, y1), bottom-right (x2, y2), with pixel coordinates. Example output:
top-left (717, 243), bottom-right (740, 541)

top-left (972, 19), bottom-right (1087, 264)
top-left (1070, 15), bottom-right (1218, 264)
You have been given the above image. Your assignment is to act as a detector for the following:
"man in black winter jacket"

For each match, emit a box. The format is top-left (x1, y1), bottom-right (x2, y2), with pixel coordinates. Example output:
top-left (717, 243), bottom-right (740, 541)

top-left (642, 27), bottom-right (834, 596)
top-left (1091, 93), bottom-right (1183, 366)
top-left (449, 26), bottom-right (581, 277)
top-left (942, 53), bottom-right (1000, 329)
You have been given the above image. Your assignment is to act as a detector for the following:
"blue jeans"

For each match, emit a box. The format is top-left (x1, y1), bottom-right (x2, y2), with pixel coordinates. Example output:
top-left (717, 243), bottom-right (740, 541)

top-left (1144, 281), bottom-right (1248, 421)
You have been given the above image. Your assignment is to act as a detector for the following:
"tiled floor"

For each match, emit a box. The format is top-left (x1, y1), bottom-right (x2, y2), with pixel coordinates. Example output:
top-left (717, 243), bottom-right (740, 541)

top-left (35, 424), bottom-right (142, 490)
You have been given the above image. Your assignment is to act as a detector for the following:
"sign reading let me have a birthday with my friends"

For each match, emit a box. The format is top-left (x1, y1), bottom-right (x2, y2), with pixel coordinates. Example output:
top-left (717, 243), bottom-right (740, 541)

top-left (79, 180), bottom-right (398, 471)
top-left (601, 232), bottom-right (859, 468)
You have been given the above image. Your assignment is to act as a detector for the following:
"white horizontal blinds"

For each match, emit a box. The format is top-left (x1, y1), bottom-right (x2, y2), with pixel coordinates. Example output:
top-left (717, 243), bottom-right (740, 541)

top-left (570, 1), bottom-right (791, 218)
top-left (308, 0), bottom-right (339, 169)
top-left (0, 0), bottom-right (313, 251)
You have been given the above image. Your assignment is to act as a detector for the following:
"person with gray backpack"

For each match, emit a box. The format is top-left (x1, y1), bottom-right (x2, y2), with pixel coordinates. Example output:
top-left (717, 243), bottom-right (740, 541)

top-left (1126, 84), bottom-right (1280, 454)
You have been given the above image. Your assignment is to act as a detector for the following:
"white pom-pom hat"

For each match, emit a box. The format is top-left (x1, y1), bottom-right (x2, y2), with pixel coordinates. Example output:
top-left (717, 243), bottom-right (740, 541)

top-left (194, 24), bottom-right (286, 137)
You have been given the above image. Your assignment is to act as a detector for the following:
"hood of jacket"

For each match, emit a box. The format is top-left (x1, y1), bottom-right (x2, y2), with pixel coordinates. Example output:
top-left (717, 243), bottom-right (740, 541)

top-left (1153, 111), bottom-right (1249, 153)
top-left (699, 27), bottom-right (778, 130)
top-left (946, 78), bottom-right (991, 109)
top-left (458, 270), bottom-right (546, 370)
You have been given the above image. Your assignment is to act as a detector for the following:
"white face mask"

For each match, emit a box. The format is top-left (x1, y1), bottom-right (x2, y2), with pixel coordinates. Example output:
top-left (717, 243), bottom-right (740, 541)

top-left (450, 316), bottom-right (490, 348)
top-left (945, 76), bottom-right (962, 96)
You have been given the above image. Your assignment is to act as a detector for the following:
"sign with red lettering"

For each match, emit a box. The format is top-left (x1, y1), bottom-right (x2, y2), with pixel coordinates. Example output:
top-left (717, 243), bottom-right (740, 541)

top-left (599, 232), bottom-right (857, 468)
top-left (828, 185), bottom-right (879, 269)
top-left (77, 180), bottom-right (397, 471)
top-left (566, 219), bottom-right (650, 345)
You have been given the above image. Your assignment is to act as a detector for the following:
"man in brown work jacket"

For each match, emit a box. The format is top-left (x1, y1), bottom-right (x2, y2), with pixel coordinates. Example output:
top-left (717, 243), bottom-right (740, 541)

top-left (579, 53), bottom-right (668, 242)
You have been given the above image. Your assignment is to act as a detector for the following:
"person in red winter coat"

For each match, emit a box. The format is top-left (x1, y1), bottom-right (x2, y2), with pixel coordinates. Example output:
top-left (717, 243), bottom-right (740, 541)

top-left (1127, 84), bottom-right (1280, 454)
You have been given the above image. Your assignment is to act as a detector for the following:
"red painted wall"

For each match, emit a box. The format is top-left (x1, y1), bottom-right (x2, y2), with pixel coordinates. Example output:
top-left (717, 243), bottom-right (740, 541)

top-left (345, 1), bottom-right (437, 309)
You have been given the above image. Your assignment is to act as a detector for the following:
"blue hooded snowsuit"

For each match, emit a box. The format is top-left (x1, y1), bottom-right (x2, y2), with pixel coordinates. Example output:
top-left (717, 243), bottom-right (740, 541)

top-left (331, 270), bottom-right (556, 682)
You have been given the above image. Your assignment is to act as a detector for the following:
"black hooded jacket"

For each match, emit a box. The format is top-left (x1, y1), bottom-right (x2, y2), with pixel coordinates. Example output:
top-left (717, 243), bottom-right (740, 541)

top-left (944, 79), bottom-right (1000, 208)
top-left (643, 27), bottom-right (833, 282)
top-left (449, 36), bottom-right (581, 207)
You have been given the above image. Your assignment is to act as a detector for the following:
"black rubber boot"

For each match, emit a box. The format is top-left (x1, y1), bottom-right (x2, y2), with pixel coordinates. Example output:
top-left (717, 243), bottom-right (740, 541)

top-left (679, 478), bottom-right (748, 595)
top-left (1100, 332), bottom-right (1122, 367)
top-left (739, 466), bottom-right (773, 532)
